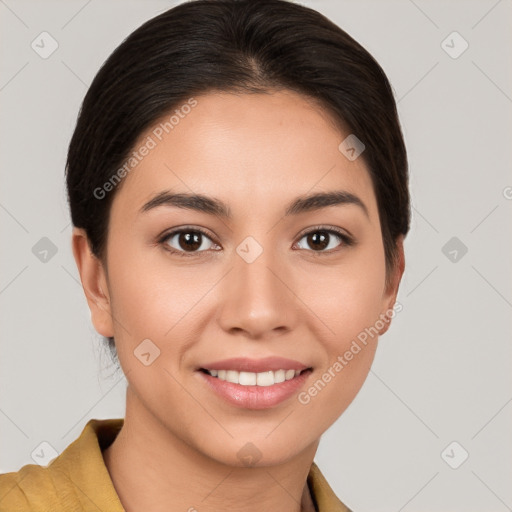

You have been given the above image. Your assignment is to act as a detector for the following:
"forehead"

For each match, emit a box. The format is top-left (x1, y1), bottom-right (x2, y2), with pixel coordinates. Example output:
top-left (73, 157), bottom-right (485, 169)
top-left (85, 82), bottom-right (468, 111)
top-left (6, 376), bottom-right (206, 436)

top-left (111, 90), bottom-right (377, 221)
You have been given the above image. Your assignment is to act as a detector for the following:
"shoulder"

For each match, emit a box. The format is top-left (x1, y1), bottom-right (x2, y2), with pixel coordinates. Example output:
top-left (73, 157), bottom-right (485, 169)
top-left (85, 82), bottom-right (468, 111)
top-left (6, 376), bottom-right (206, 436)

top-left (0, 418), bottom-right (125, 512)
top-left (0, 463), bottom-right (61, 512)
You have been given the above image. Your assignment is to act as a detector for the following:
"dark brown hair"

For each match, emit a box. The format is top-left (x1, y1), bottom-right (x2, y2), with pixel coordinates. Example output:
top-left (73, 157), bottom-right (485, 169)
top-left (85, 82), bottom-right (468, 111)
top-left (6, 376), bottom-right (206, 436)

top-left (66, 0), bottom-right (410, 367)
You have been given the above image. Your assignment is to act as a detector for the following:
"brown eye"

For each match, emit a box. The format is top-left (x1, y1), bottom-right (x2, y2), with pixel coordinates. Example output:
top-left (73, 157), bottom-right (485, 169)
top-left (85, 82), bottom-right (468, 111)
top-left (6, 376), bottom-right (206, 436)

top-left (305, 231), bottom-right (330, 251)
top-left (296, 228), bottom-right (352, 253)
top-left (176, 232), bottom-right (202, 251)
top-left (160, 228), bottom-right (218, 255)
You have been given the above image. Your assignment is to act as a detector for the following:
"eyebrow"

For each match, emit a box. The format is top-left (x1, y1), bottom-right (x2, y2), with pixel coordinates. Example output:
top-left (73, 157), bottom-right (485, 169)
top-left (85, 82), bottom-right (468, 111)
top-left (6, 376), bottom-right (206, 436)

top-left (140, 189), bottom-right (369, 218)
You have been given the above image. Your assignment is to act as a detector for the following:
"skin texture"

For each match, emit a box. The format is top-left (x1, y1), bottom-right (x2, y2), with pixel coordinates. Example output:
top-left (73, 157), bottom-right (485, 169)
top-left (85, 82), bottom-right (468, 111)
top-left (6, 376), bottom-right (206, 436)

top-left (72, 90), bottom-right (404, 512)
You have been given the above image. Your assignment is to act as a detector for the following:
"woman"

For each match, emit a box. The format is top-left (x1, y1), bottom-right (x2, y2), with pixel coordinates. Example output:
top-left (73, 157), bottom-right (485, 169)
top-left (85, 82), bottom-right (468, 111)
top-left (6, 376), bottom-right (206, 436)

top-left (0, 0), bottom-right (409, 510)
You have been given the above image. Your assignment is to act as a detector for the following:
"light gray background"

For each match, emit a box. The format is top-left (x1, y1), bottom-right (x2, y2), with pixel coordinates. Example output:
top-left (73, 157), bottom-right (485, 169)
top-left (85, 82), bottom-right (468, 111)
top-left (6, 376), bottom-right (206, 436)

top-left (1, 1), bottom-right (511, 511)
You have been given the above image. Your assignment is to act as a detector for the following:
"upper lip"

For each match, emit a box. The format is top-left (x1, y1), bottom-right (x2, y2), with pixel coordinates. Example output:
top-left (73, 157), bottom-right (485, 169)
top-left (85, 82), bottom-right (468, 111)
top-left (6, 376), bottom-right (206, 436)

top-left (199, 357), bottom-right (311, 373)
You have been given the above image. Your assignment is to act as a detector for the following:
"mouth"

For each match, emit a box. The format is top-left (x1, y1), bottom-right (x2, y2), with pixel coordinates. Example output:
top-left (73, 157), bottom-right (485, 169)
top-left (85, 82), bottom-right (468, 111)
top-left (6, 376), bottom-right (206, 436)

top-left (196, 356), bottom-right (313, 409)
top-left (199, 367), bottom-right (312, 387)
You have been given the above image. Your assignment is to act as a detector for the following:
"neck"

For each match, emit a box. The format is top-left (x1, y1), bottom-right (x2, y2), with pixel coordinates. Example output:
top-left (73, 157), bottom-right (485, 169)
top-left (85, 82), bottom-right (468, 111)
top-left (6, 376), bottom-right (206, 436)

top-left (102, 386), bottom-right (318, 512)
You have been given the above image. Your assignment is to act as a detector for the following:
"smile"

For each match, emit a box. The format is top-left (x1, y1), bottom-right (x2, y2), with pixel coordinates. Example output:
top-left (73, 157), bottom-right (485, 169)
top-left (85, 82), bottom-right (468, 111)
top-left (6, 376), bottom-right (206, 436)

top-left (198, 367), bottom-right (313, 410)
top-left (201, 368), bottom-right (307, 386)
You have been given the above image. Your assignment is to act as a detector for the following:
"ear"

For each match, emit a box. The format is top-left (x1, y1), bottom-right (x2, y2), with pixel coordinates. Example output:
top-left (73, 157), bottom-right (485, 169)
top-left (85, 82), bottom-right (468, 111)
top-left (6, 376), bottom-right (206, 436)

top-left (379, 236), bottom-right (405, 336)
top-left (71, 227), bottom-right (114, 338)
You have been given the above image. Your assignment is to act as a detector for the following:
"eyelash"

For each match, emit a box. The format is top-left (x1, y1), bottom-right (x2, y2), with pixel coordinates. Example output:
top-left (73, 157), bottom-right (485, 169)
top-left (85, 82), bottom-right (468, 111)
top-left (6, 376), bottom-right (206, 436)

top-left (157, 225), bottom-right (354, 258)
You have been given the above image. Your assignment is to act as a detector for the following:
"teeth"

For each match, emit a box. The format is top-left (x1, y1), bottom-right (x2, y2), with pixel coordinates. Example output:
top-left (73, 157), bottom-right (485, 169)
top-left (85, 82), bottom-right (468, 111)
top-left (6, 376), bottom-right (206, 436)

top-left (206, 368), bottom-right (305, 386)
top-left (274, 369), bottom-right (285, 384)
top-left (239, 371), bottom-right (257, 385)
top-left (226, 370), bottom-right (239, 384)
top-left (257, 371), bottom-right (274, 386)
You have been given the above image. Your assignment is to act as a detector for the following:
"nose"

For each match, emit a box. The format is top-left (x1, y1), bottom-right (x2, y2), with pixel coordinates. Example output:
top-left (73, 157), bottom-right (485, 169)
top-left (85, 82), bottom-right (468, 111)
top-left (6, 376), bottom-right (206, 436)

top-left (216, 242), bottom-right (299, 340)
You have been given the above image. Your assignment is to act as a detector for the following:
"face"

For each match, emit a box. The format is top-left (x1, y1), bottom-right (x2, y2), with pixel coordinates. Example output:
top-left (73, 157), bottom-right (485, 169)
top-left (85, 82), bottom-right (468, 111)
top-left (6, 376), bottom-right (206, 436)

top-left (74, 90), bottom-right (403, 467)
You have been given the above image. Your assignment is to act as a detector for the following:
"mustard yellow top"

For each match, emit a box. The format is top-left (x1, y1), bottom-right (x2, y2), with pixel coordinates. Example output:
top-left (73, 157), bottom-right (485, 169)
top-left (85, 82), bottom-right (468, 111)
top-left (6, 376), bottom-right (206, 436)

top-left (0, 418), bottom-right (352, 512)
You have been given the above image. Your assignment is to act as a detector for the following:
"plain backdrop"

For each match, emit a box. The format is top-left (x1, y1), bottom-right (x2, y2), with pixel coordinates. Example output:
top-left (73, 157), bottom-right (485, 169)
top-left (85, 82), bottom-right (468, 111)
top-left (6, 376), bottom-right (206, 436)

top-left (1, 1), bottom-right (511, 511)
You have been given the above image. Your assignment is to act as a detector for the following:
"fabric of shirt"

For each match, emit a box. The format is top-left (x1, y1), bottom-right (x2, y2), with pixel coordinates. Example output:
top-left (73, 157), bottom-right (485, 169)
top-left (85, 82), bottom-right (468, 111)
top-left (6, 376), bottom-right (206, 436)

top-left (0, 418), bottom-right (352, 512)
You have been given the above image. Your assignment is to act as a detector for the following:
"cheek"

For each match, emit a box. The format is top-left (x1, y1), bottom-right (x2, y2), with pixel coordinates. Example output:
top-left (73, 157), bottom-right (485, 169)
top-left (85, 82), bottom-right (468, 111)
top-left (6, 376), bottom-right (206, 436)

top-left (106, 237), bottom-right (204, 341)
top-left (300, 241), bottom-right (387, 347)
top-left (104, 242), bottom-right (203, 418)
top-left (293, 244), bottom-right (386, 425)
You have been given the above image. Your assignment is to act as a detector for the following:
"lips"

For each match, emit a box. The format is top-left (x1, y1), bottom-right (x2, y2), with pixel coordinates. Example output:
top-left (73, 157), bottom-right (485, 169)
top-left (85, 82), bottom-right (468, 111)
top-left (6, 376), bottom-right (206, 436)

top-left (196, 357), bottom-right (313, 409)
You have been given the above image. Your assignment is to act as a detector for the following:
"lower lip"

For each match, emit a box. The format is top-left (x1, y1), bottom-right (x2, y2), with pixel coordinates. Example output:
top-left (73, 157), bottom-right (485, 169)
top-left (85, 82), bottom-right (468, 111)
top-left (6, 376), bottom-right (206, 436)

top-left (198, 370), bottom-right (312, 410)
